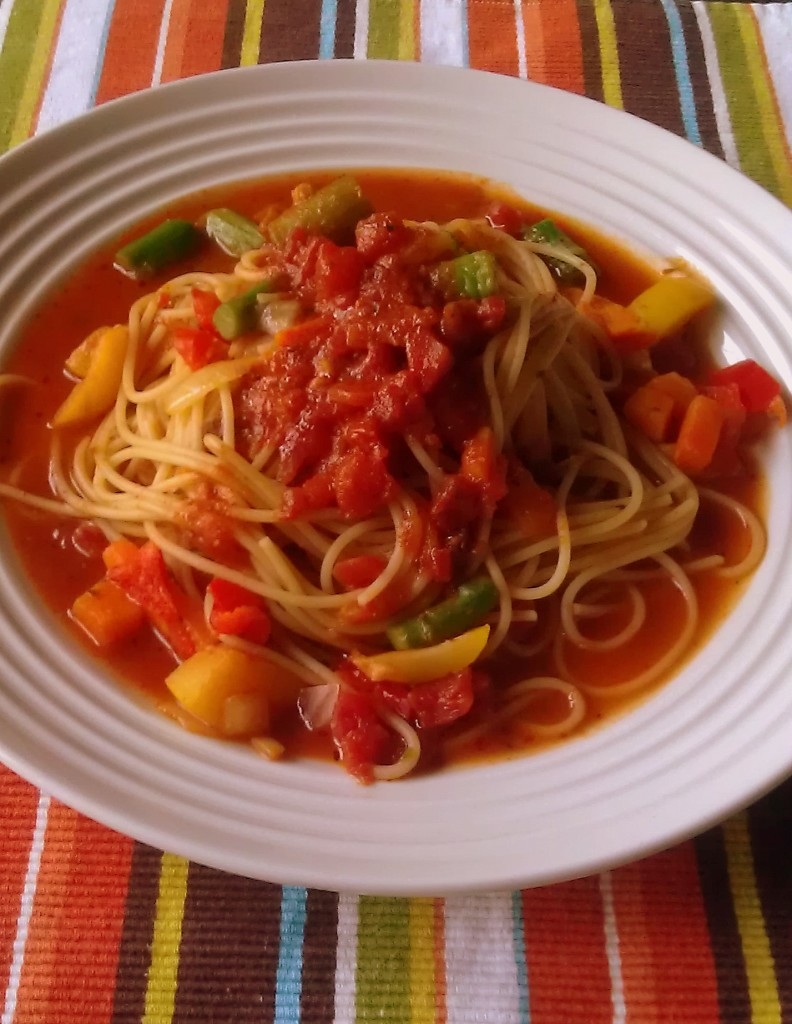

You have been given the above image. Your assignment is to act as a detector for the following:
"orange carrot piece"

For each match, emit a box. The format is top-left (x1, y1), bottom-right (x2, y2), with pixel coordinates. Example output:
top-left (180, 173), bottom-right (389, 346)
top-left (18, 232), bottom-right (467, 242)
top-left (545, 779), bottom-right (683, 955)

top-left (646, 372), bottom-right (698, 419)
top-left (70, 578), bottom-right (146, 647)
top-left (580, 294), bottom-right (655, 351)
top-left (102, 537), bottom-right (140, 571)
top-left (674, 394), bottom-right (725, 475)
top-left (623, 384), bottom-right (676, 442)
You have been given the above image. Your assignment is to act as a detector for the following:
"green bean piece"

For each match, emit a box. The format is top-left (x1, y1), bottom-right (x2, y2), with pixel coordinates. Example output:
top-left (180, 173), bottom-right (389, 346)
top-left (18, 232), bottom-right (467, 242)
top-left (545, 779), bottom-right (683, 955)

top-left (386, 577), bottom-right (499, 650)
top-left (431, 251), bottom-right (499, 300)
top-left (212, 281), bottom-right (277, 341)
top-left (267, 177), bottom-right (373, 246)
top-left (114, 220), bottom-right (201, 280)
top-left (524, 218), bottom-right (592, 285)
top-left (205, 208), bottom-right (265, 257)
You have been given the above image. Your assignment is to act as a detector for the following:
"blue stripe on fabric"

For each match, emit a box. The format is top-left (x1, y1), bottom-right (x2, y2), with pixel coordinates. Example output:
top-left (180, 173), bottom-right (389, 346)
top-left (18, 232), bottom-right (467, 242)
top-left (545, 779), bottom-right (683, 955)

top-left (88, 0), bottom-right (118, 107)
top-left (319, 0), bottom-right (338, 59)
top-left (659, 0), bottom-right (702, 145)
top-left (273, 886), bottom-right (308, 1024)
top-left (460, 0), bottom-right (470, 68)
top-left (511, 890), bottom-right (531, 1024)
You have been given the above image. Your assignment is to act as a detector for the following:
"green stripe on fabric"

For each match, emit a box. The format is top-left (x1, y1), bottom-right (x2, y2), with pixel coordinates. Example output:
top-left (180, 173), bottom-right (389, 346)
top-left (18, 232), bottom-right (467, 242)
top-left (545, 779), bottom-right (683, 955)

top-left (0, 0), bottom-right (47, 151)
top-left (8, 0), bottom-right (63, 146)
top-left (707, 3), bottom-right (788, 204)
top-left (735, 5), bottom-right (792, 206)
top-left (240, 0), bottom-right (265, 65)
top-left (367, 0), bottom-right (400, 60)
top-left (356, 897), bottom-right (411, 1022)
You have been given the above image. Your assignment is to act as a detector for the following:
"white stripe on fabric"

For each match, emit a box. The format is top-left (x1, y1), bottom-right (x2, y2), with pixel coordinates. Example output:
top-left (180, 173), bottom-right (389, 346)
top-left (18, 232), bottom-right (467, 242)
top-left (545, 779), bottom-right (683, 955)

top-left (35, 0), bottom-right (116, 133)
top-left (1, 794), bottom-right (51, 1024)
top-left (0, 0), bottom-right (15, 59)
top-left (691, 1), bottom-right (740, 170)
top-left (419, 0), bottom-right (466, 67)
top-left (754, 4), bottom-right (792, 154)
top-left (333, 892), bottom-right (358, 1024)
top-left (151, 0), bottom-right (175, 87)
top-left (445, 892), bottom-right (523, 1023)
top-left (353, 0), bottom-right (369, 60)
top-left (598, 872), bottom-right (626, 1024)
top-left (513, 0), bottom-right (528, 80)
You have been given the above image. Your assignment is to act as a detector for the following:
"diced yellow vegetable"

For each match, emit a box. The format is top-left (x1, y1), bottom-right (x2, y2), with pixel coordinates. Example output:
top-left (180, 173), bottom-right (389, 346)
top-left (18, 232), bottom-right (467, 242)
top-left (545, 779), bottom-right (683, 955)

top-left (628, 275), bottom-right (715, 341)
top-left (351, 625), bottom-right (490, 685)
top-left (222, 692), bottom-right (270, 737)
top-left (52, 325), bottom-right (129, 428)
top-left (64, 326), bottom-right (111, 378)
top-left (165, 645), bottom-right (268, 730)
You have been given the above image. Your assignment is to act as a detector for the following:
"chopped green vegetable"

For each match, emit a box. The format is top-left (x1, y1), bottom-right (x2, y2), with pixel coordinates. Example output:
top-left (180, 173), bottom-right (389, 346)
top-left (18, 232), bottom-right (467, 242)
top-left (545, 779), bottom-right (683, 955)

top-left (524, 219), bottom-right (592, 286)
top-left (431, 251), bottom-right (499, 300)
top-left (114, 220), bottom-right (201, 280)
top-left (205, 208), bottom-right (265, 257)
top-left (386, 577), bottom-right (499, 650)
top-left (212, 281), bottom-right (277, 340)
top-left (267, 176), bottom-right (373, 247)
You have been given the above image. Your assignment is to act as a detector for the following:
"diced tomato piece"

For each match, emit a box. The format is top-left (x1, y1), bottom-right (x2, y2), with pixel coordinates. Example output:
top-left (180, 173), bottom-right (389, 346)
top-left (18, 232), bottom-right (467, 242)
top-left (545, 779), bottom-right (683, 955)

top-left (172, 326), bottom-right (227, 370)
top-left (332, 447), bottom-right (396, 518)
top-left (191, 288), bottom-right (221, 330)
top-left (281, 471), bottom-right (335, 519)
top-left (333, 554), bottom-right (389, 590)
top-left (106, 541), bottom-right (198, 660)
top-left (485, 202), bottom-right (524, 237)
top-left (460, 426), bottom-right (507, 509)
top-left (355, 212), bottom-right (412, 261)
top-left (707, 359), bottom-right (781, 414)
top-left (313, 241), bottom-right (366, 307)
top-left (377, 668), bottom-right (475, 728)
top-left (207, 578), bottom-right (271, 645)
top-left (500, 471), bottom-right (557, 541)
top-left (330, 687), bottom-right (398, 784)
top-left (440, 297), bottom-right (507, 349)
top-left (404, 331), bottom-right (452, 392)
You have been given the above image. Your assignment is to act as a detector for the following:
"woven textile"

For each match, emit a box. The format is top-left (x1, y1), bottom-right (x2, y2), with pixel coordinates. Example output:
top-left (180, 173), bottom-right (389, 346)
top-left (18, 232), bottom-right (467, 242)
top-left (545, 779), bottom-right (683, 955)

top-left (1, 2), bottom-right (792, 1022)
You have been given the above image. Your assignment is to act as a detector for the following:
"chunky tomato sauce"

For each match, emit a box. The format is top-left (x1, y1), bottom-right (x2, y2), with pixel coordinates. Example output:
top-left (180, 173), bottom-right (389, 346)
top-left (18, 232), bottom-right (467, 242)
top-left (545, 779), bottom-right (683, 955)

top-left (0, 169), bottom-right (765, 774)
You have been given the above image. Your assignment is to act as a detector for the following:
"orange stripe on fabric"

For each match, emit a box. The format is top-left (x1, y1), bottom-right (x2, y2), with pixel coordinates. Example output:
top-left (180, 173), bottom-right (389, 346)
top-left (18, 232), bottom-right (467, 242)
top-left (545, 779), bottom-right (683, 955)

top-left (160, 0), bottom-right (231, 83)
top-left (95, 0), bottom-right (167, 104)
top-left (0, 771), bottom-right (40, 981)
top-left (467, 0), bottom-right (519, 77)
top-left (522, 876), bottom-right (612, 1023)
top-left (524, 0), bottom-right (585, 93)
top-left (12, 803), bottom-right (133, 1024)
top-left (612, 846), bottom-right (720, 1023)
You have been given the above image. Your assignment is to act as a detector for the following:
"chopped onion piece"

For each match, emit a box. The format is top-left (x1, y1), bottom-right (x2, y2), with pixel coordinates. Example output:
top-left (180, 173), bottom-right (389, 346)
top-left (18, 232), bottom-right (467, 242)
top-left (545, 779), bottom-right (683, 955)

top-left (297, 682), bottom-right (339, 731)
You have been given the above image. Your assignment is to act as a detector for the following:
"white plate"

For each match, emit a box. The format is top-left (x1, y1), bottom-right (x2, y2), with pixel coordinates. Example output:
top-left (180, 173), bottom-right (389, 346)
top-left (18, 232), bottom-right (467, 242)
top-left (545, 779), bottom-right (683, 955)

top-left (1, 61), bottom-right (791, 896)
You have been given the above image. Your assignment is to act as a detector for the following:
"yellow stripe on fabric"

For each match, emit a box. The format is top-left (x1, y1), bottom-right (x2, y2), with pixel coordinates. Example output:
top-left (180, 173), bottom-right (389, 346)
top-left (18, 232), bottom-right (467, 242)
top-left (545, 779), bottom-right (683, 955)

top-left (8, 0), bottom-right (62, 146)
top-left (240, 0), bottom-right (266, 65)
top-left (735, 6), bottom-right (792, 207)
top-left (722, 814), bottom-right (782, 1024)
top-left (409, 898), bottom-right (436, 1024)
top-left (142, 853), bottom-right (190, 1024)
top-left (592, 0), bottom-right (622, 109)
top-left (398, 0), bottom-right (416, 61)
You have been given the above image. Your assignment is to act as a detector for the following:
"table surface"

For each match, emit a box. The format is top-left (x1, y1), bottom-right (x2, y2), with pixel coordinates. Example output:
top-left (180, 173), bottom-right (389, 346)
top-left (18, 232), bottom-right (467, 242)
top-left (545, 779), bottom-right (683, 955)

top-left (1, 1), bottom-right (792, 1022)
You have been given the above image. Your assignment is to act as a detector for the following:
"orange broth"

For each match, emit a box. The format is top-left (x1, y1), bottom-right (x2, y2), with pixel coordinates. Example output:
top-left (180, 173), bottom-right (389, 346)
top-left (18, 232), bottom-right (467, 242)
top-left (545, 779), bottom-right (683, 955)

top-left (0, 169), bottom-right (764, 772)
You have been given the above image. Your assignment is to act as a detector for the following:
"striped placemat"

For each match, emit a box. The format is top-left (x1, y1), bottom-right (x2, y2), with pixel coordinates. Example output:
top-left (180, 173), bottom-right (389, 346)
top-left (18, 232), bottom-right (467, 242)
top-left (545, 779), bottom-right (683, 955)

top-left (1, 2), bottom-right (792, 1022)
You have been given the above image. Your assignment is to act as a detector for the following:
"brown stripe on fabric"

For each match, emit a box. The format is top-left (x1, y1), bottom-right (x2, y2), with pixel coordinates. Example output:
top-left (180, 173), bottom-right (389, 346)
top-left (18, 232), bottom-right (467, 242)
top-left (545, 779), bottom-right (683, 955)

top-left (300, 888), bottom-right (339, 1024)
top-left (221, 0), bottom-right (247, 69)
top-left (609, 0), bottom-right (686, 138)
top-left (675, 0), bottom-right (724, 159)
top-left (172, 864), bottom-right (282, 1022)
top-left (110, 843), bottom-right (166, 1024)
top-left (747, 780), bottom-right (792, 1021)
top-left (693, 827), bottom-right (752, 1024)
top-left (575, 0), bottom-right (604, 104)
top-left (334, 0), bottom-right (357, 58)
top-left (259, 0), bottom-right (322, 63)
